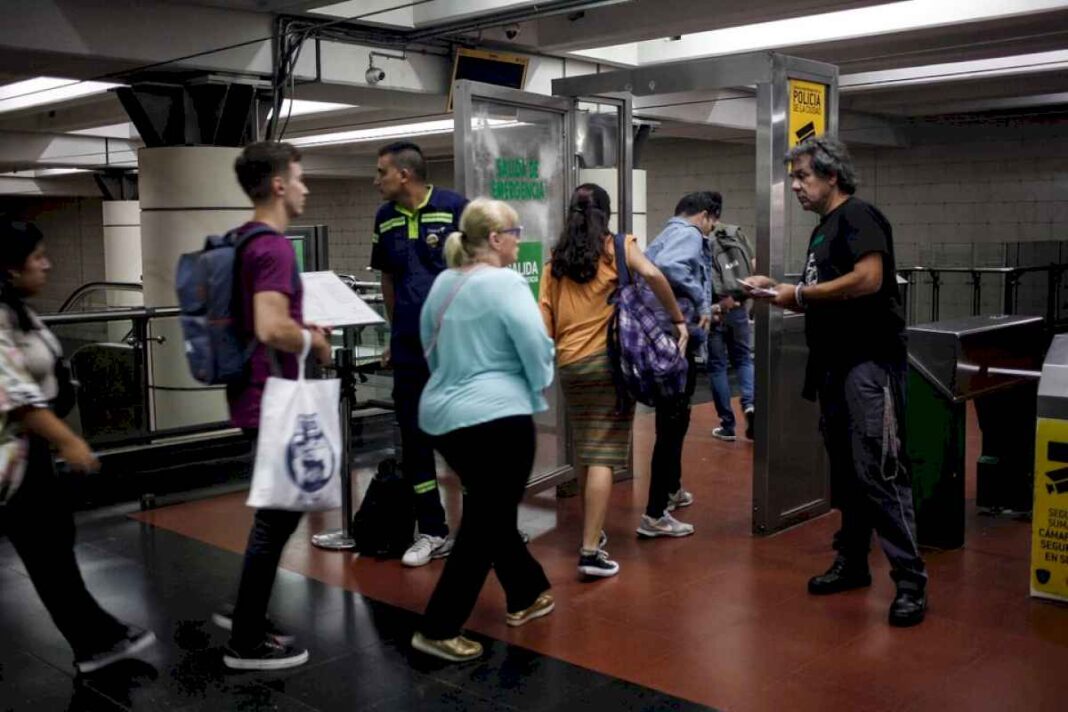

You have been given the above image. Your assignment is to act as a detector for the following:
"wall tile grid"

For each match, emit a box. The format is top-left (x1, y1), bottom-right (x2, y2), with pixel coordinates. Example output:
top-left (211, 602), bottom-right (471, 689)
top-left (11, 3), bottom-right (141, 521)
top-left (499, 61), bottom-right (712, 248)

top-left (6, 134), bottom-right (1067, 325)
top-left (641, 134), bottom-right (1068, 323)
top-left (0, 196), bottom-right (106, 313)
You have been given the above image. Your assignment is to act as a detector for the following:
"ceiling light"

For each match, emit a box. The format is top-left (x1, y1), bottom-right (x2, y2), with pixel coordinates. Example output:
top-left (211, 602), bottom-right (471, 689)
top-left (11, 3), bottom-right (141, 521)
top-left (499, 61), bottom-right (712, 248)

top-left (0, 168), bottom-right (91, 178)
top-left (574, 0), bottom-right (1068, 66)
top-left (288, 118), bottom-right (519, 147)
top-left (840, 49), bottom-right (1068, 91)
top-left (0, 77), bottom-right (122, 114)
top-left (266, 99), bottom-right (358, 120)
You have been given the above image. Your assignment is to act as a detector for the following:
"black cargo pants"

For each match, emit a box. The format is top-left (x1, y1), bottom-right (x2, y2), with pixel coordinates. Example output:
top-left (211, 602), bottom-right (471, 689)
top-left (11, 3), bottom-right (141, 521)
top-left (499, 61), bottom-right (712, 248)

top-left (818, 359), bottom-right (927, 588)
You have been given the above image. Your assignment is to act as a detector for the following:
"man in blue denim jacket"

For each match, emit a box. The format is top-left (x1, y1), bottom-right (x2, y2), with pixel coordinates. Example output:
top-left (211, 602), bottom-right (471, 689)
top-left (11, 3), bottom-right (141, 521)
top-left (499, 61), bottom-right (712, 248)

top-left (637, 192), bottom-right (717, 539)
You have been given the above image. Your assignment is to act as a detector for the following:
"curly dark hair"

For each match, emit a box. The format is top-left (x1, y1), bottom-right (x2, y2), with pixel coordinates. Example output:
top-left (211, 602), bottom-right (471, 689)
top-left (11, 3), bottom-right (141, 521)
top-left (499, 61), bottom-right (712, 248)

top-left (550, 183), bottom-right (611, 284)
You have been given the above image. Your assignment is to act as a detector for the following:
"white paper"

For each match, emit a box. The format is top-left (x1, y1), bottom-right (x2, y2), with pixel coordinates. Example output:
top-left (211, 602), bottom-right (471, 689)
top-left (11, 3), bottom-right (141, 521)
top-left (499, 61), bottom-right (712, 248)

top-left (300, 271), bottom-right (385, 328)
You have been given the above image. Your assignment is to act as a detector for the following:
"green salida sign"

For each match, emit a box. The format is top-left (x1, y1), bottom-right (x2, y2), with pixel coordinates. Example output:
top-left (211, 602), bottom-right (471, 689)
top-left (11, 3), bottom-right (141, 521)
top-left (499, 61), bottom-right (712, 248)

top-left (511, 242), bottom-right (543, 299)
top-left (491, 157), bottom-right (547, 201)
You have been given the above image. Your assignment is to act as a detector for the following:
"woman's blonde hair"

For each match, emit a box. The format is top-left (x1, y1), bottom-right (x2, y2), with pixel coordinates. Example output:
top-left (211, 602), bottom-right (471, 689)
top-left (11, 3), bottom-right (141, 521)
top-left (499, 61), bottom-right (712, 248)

top-left (443, 198), bottom-right (519, 268)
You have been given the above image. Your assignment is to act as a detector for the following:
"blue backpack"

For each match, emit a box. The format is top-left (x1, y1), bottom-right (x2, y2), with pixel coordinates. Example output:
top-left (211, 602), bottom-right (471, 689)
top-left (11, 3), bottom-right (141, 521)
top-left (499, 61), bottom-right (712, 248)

top-left (175, 225), bottom-right (276, 384)
top-left (606, 233), bottom-right (689, 407)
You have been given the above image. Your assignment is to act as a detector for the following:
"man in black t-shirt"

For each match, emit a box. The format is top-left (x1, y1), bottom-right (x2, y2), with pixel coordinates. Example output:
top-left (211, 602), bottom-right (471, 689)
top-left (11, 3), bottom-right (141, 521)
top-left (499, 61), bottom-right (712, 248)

top-left (746, 136), bottom-right (927, 627)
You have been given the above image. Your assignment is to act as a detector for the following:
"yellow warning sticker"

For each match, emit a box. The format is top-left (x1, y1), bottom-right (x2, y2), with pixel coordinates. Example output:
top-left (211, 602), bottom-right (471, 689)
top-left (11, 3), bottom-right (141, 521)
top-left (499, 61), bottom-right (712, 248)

top-left (788, 79), bottom-right (827, 148)
top-left (1031, 417), bottom-right (1068, 602)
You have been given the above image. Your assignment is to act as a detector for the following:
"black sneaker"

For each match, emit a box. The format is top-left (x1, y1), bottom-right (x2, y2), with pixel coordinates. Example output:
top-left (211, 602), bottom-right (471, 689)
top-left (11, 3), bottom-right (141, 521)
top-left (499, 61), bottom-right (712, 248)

top-left (744, 407), bottom-right (755, 440)
top-left (74, 625), bottom-right (157, 675)
top-left (578, 549), bottom-right (620, 578)
top-left (223, 638), bottom-right (309, 671)
top-left (212, 606), bottom-right (296, 645)
top-left (712, 427), bottom-right (736, 442)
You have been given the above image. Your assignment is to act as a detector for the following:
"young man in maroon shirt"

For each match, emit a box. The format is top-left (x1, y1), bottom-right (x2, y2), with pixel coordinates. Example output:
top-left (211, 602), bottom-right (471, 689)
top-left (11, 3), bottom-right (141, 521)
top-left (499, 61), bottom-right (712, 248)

top-left (215, 141), bottom-right (332, 670)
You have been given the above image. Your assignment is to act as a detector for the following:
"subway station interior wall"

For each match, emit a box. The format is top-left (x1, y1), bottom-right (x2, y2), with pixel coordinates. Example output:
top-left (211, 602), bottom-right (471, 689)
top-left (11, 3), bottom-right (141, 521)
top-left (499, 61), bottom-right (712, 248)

top-left (8, 129), bottom-right (1068, 323)
top-left (642, 130), bottom-right (1068, 322)
top-left (0, 196), bottom-right (104, 313)
top-left (298, 159), bottom-right (455, 278)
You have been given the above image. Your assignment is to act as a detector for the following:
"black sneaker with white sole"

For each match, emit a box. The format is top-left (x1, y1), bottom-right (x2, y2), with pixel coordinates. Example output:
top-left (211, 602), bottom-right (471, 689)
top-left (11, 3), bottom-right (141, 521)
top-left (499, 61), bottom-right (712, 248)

top-left (744, 407), bottom-right (755, 440)
top-left (223, 638), bottom-right (309, 671)
top-left (212, 606), bottom-right (296, 645)
top-left (578, 549), bottom-right (619, 578)
top-left (74, 626), bottom-right (157, 675)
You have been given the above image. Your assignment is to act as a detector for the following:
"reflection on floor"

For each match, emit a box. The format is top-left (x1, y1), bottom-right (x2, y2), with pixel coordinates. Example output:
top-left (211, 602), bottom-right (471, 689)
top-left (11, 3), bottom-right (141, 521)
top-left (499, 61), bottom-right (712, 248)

top-left (3, 400), bottom-right (1068, 711)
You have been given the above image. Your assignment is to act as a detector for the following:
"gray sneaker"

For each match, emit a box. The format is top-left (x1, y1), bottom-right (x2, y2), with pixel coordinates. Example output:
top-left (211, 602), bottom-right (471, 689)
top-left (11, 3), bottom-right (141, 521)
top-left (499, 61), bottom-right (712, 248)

top-left (402, 534), bottom-right (453, 567)
top-left (666, 488), bottom-right (694, 512)
top-left (636, 513), bottom-right (695, 538)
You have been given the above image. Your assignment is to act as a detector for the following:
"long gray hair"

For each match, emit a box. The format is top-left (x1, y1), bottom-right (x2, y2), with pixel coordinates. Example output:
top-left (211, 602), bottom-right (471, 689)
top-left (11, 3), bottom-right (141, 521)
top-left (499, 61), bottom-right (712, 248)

top-left (785, 135), bottom-right (858, 195)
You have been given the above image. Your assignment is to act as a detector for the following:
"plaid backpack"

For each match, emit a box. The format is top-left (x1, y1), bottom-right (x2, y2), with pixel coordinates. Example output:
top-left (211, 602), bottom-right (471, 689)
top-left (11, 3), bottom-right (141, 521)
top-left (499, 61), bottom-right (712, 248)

top-left (606, 233), bottom-right (689, 406)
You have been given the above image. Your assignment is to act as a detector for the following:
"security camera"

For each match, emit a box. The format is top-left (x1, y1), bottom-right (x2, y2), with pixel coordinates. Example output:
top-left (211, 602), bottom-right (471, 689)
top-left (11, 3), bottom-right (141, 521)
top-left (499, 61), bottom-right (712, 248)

top-left (504, 23), bottom-right (521, 40)
top-left (366, 65), bottom-right (385, 85)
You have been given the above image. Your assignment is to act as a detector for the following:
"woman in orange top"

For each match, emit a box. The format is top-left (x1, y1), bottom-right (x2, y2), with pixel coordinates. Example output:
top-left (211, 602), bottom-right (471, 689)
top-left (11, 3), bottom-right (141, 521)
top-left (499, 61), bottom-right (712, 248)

top-left (539, 184), bottom-right (687, 579)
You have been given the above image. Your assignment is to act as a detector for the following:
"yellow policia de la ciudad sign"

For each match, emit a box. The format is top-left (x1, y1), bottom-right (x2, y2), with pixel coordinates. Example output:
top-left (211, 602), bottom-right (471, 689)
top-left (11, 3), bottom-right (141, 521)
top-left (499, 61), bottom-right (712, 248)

top-left (788, 79), bottom-right (827, 148)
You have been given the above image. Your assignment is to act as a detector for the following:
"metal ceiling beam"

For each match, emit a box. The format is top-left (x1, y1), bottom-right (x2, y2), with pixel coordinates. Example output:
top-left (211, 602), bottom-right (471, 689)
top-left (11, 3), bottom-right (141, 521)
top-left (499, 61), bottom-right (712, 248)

top-left (0, 130), bottom-right (138, 170)
top-left (553, 51), bottom-right (837, 97)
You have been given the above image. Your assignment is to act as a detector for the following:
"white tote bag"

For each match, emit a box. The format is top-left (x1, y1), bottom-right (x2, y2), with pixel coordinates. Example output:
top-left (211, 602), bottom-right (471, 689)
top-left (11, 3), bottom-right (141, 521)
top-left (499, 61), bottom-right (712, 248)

top-left (246, 332), bottom-right (343, 512)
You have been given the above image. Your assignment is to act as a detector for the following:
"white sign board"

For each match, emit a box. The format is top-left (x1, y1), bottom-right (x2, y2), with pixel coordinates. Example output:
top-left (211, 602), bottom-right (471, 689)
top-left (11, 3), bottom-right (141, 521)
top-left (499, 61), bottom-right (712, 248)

top-left (300, 271), bottom-right (385, 329)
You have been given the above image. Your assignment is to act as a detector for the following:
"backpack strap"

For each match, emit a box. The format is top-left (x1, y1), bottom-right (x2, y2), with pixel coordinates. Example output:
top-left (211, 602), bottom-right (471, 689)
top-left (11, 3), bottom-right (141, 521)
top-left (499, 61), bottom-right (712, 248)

top-left (613, 233), bottom-right (631, 286)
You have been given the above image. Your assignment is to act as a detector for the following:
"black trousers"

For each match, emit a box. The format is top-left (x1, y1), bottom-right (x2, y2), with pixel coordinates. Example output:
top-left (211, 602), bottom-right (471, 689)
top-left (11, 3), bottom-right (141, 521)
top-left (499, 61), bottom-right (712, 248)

top-left (231, 429), bottom-right (304, 651)
top-left (420, 416), bottom-right (549, 640)
top-left (1, 436), bottom-right (127, 658)
top-left (647, 348), bottom-right (699, 518)
top-left (393, 361), bottom-right (448, 538)
top-left (819, 360), bottom-right (927, 588)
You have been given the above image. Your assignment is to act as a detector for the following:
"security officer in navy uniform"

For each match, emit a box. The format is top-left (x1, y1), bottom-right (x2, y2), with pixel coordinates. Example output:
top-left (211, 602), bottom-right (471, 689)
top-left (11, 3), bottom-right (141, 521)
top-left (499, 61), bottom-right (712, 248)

top-left (746, 136), bottom-right (927, 627)
top-left (370, 141), bottom-right (468, 567)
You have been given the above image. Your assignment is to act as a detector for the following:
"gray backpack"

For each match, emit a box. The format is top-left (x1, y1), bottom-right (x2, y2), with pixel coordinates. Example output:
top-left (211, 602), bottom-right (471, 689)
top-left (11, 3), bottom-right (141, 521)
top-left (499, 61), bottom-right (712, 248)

top-left (709, 224), bottom-right (754, 300)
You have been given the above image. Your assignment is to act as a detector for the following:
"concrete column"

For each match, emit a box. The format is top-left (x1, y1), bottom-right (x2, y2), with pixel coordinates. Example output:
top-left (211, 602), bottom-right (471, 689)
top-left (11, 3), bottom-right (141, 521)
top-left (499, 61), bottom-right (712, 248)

top-left (139, 147), bottom-right (250, 432)
top-left (577, 168), bottom-right (648, 248)
top-left (102, 201), bottom-right (142, 342)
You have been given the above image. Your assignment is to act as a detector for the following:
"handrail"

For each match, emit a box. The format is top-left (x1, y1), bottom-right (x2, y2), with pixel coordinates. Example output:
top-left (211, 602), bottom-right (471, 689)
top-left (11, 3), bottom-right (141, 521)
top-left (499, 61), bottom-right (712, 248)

top-left (58, 281), bottom-right (143, 313)
top-left (784, 262), bottom-right (1068, 326)
top-left (41, 306), bottom-right (180, 326)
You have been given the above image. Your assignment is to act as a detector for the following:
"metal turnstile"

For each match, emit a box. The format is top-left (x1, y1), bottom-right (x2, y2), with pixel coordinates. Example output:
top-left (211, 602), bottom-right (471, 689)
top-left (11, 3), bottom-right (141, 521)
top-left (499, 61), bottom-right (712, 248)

top-left (907, 314), bottom-right (1046, 549)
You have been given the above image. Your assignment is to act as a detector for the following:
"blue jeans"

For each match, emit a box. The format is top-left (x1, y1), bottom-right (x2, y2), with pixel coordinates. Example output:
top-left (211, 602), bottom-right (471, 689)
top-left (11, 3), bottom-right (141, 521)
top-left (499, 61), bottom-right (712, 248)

top-left (707, 306), bottom-right (754, 431)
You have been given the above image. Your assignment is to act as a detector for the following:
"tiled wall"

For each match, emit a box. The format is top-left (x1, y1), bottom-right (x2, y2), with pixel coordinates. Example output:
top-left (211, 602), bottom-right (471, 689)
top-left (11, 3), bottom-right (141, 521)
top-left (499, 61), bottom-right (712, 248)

top-left (9, 134), bottom-right (1068, 325)
top-left (300, 159), bottom-right (456, 276)
top-left (641, 134), bottom-right (1068, 323)
top-left (0, 196), bottom-right (105, 313)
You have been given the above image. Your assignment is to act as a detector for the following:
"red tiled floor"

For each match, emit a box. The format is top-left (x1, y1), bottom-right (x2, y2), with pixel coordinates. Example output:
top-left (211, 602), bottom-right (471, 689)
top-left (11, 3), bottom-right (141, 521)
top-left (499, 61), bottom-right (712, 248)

top-left (132, 400), bottom-right (1068, 711)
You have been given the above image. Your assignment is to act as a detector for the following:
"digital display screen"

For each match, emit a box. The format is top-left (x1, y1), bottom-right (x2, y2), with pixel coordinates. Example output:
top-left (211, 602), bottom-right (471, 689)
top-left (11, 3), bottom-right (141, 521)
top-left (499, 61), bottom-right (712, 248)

top-left (287, 236), bottom-right (306, 272)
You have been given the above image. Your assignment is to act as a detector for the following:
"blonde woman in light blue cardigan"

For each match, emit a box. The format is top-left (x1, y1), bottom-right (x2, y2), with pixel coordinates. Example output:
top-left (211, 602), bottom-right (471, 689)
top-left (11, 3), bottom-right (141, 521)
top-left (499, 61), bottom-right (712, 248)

top-left (411, 198), bottom-right (556, 663)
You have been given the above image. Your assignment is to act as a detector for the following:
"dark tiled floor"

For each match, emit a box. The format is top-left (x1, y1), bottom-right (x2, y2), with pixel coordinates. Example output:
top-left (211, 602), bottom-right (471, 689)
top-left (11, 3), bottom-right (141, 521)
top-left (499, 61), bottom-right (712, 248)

top-left (0, 516), bottom-right (713, 711)
top-left (128, 400), bottom-right (1068, 712)
top-left (5, 395), bottom-right (1068, 711)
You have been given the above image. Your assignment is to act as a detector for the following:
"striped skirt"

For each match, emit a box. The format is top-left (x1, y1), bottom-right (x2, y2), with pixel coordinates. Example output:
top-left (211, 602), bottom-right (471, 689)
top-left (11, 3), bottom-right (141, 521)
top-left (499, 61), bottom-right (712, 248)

top-left (559, 351), bottom-right (635, 468)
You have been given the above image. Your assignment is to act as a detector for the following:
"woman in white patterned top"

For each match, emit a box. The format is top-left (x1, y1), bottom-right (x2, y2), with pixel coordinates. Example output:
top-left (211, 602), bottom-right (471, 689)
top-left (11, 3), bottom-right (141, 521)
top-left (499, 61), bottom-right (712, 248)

top-left (0, 219), bottom-right (156, 673)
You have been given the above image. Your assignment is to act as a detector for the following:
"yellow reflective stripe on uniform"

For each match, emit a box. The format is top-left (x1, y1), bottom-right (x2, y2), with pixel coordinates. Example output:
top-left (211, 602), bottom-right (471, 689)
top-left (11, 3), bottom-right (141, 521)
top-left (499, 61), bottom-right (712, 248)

top-left (421, 212), bottom-right (455, 223)
top-left (413, 480), bottom-right (437, 495)
top-left (378, 217), bottom-right (406, 233)
top-left (408, 217), bottom-right (418, 239)
top-left (372, 232), bottom-right (379, 244)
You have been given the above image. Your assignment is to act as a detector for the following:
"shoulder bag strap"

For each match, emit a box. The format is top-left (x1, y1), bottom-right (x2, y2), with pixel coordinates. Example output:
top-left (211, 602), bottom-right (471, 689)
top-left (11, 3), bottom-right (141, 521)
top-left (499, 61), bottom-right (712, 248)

top-left (423, 265), bottom-right (486, 360)
top-left (613, 233), bottom-right (631, 286)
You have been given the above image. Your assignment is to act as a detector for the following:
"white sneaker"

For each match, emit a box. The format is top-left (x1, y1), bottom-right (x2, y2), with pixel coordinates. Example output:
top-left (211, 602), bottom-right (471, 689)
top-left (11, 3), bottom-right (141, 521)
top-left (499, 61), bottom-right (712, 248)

top-left (666, 488), bottom-right (694, 512)
top-left (402, 534), bottom-right (453, 567)
top-left (636, 513), bottom-right (695, 538)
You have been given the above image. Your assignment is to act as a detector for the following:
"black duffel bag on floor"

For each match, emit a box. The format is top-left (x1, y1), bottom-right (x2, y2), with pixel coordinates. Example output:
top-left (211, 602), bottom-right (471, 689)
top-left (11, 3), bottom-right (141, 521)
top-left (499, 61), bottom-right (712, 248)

top-left (352, 458), bottom-right (416, 558)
